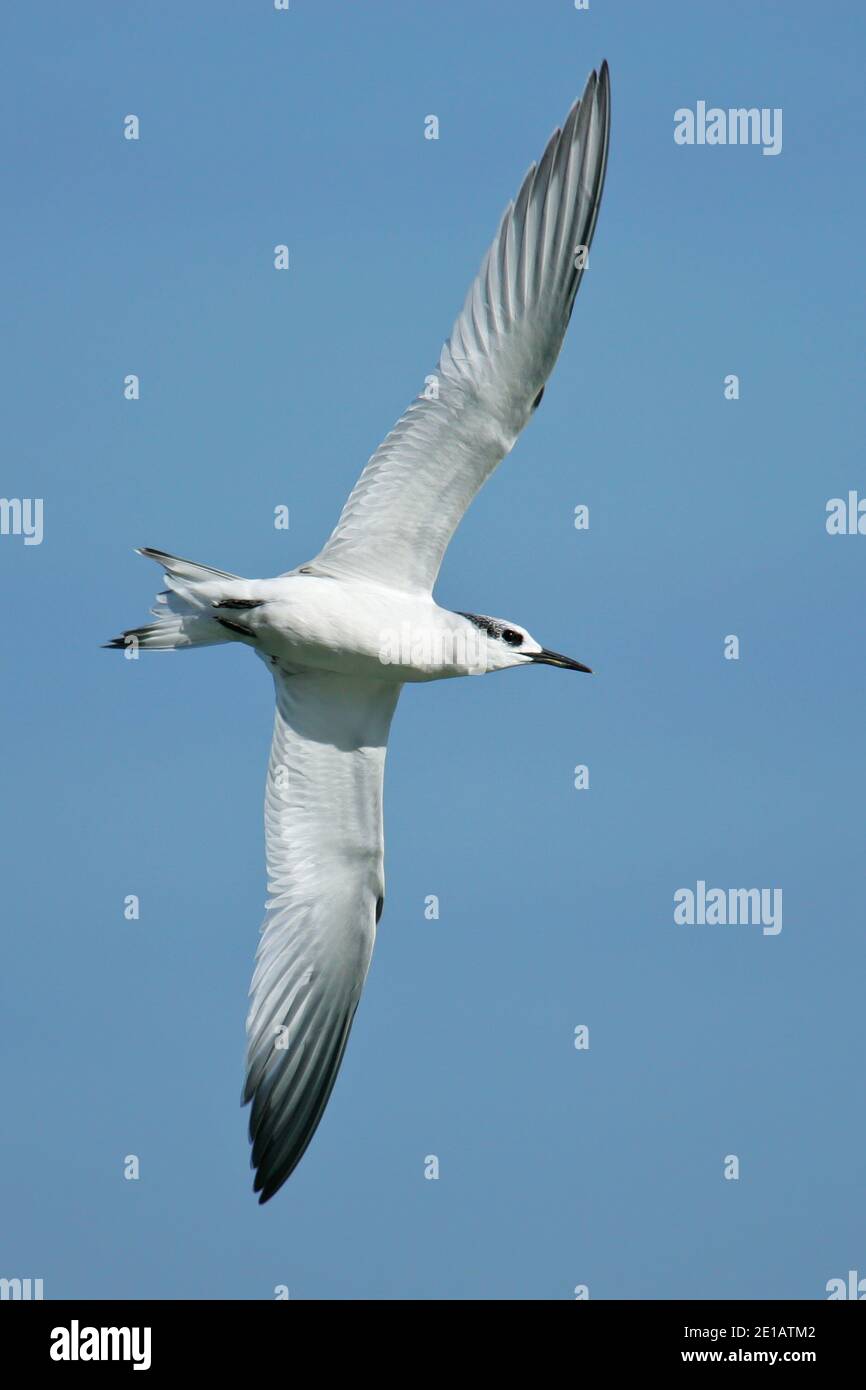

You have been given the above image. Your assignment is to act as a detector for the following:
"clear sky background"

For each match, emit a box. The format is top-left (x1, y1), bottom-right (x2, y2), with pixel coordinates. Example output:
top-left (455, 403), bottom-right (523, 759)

top-left (2, 1), bottom-right (864, 1300)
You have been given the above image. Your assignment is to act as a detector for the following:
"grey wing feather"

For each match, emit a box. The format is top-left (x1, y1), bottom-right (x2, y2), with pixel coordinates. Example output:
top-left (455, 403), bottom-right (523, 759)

top-left (244, 668), bottom-right (401, 1202)
top-left (306, 63), bottom-right (611, 594)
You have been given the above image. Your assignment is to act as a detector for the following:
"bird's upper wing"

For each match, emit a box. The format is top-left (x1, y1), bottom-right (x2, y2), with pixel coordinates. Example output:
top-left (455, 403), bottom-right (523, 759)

top-left (305, 63), bottom-right (610, 595)
top-left (244, 665), bottom-right (401, 1202)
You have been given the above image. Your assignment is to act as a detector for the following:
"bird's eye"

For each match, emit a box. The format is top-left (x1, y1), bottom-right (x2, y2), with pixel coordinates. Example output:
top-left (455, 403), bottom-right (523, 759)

top-left (502, 628), bottom-right (523, 647)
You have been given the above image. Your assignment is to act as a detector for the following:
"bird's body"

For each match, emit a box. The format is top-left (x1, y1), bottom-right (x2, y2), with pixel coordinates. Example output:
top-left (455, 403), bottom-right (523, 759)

top-left (108, 63), bottom-right (611, 1202)
top-left (214, 573), bottom-right (502, 681)
top-left (129, 561), bottom-right (521, 679)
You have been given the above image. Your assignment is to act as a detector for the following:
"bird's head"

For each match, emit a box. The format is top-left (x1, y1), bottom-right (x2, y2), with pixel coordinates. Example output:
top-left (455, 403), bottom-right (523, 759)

top-left (457, 612), bottom-right (592, 676)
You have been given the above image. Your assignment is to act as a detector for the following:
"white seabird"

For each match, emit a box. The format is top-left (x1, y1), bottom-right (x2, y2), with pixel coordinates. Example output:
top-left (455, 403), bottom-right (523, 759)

top-left (108, 63), bottom-right (611, 1202)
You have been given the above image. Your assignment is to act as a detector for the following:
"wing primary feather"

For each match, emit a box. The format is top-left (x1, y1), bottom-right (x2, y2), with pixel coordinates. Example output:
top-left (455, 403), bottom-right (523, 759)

top-left (242, 670), bottom-right (401, 1201)
top-left (305, 64), bottom-right (611, 594)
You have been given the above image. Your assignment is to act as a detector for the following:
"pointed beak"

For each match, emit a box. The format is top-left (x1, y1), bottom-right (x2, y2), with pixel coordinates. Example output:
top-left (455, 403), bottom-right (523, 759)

top-left (531, 648), bottom-right (593, 673)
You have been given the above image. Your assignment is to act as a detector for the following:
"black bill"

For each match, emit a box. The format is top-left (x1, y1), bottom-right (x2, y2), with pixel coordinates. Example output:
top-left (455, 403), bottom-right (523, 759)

top-left (531, 648), bottom-right (593, 674)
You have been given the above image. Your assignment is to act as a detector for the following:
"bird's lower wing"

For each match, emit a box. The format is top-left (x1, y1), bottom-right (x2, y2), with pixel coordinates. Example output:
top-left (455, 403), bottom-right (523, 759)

top-left (304, 63), bottom-right (610, 595)
top-left (244, 666), bottom-right (401, 1202)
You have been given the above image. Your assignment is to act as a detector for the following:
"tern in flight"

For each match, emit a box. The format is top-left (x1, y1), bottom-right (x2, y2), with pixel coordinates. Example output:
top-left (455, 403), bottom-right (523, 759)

top-left (108, 63), bottom-right (610, 1202)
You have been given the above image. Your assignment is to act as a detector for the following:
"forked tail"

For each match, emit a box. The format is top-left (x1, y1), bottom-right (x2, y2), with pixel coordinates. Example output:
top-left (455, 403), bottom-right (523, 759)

top-left (104, 547), bottom-right (251, 652)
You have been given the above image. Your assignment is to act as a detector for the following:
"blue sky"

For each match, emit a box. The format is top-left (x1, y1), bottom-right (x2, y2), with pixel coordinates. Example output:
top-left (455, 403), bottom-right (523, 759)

top-left (2, 1), bottom-right (864, 1299)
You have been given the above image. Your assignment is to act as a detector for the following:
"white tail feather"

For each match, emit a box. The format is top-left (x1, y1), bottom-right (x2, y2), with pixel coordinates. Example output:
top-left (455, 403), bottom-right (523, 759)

top-left (106, 548), bottom-right (252, 651)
